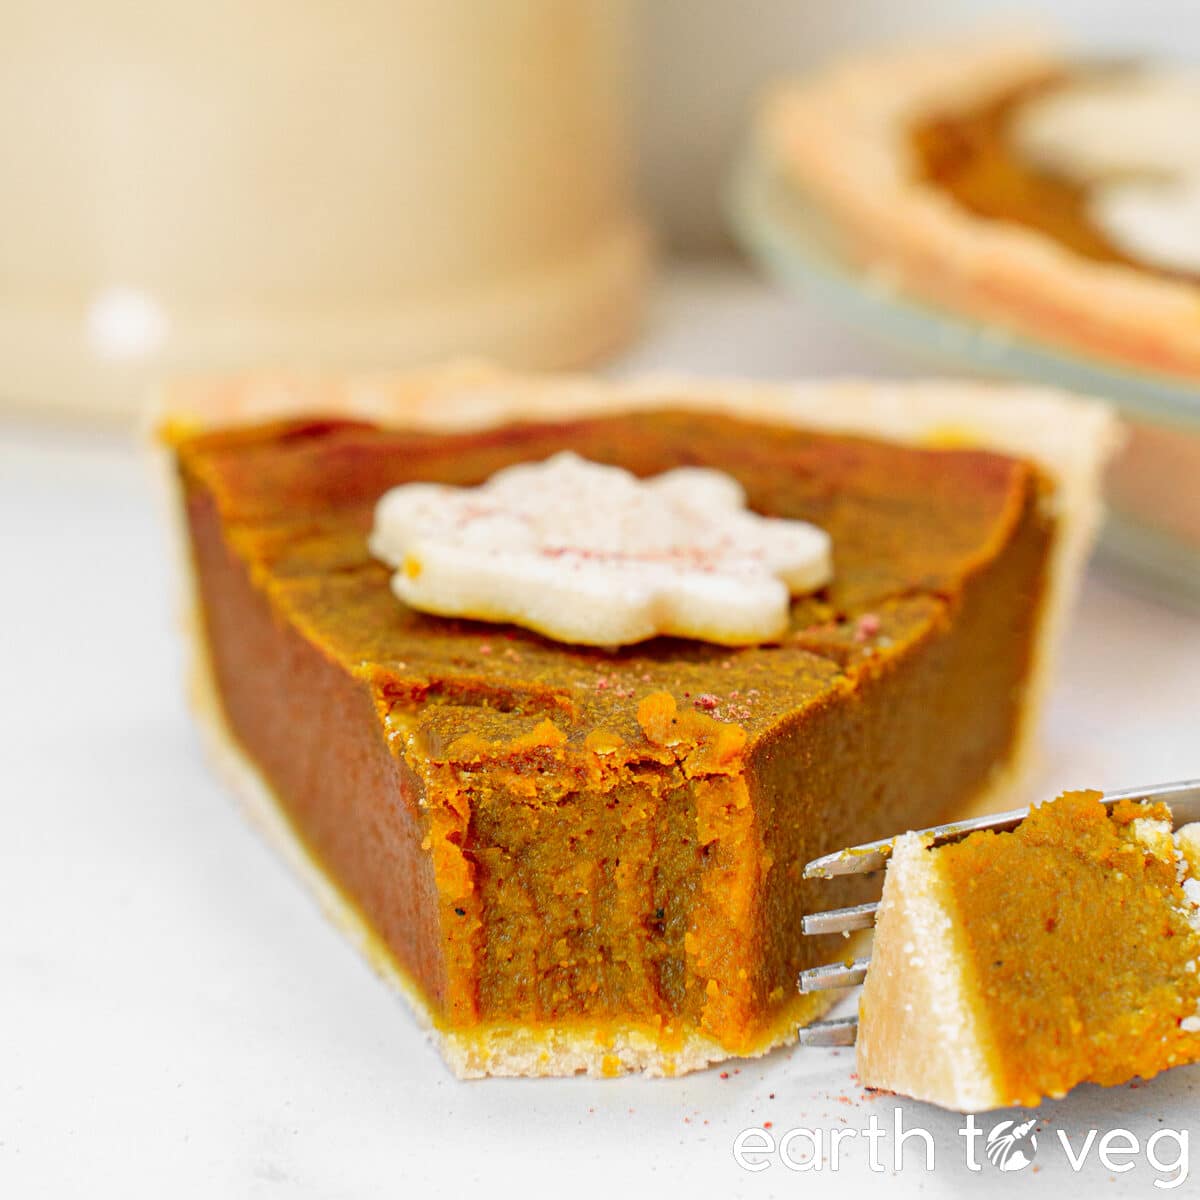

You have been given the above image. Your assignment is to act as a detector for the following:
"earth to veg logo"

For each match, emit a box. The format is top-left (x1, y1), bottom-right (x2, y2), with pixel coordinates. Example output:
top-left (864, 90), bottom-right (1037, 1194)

top-left (985, 1117), bottom-right (1039, 1171)
top-left (733, 1108), bottom-right (1189, 1187)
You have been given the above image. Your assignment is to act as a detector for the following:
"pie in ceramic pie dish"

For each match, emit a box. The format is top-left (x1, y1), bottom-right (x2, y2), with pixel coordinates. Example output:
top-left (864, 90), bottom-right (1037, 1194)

top-left (157, 364), bottom-right (1116, 1077)
top-left (860, 791), bottom-right (1200, 1110)
top-left (763, 34), bottom-right (1200, 380)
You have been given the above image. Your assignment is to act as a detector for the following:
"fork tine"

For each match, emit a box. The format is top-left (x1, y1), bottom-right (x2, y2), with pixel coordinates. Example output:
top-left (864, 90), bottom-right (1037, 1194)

top-left (801, 900), bottom-right (878, 935)
top-left (799, 957), bottom-right (870, 993)
top-left (803, 779), bottom-right (1200, 879)
top-left (798, 1016), bottom-right (858, 1047)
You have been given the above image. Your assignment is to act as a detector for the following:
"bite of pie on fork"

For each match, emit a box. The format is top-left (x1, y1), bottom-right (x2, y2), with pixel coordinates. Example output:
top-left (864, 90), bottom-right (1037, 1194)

top-left (799, 781), bottom-right (1200, 1110)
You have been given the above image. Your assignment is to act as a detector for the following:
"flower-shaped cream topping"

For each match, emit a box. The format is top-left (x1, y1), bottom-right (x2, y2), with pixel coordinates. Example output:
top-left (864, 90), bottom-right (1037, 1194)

top-left (369, 452), bottom-right (832, 647)
top-left (1014, 70), bottom-right (1200, 274)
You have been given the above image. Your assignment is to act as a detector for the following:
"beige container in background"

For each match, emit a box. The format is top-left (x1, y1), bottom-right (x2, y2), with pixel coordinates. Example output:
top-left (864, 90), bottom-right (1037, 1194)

top-left (0, 1), bottom-right (649, 419)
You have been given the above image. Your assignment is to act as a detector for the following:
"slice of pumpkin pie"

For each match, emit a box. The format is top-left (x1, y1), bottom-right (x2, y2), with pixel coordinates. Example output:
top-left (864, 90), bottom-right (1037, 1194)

top-left (157, 365), bottom-right (1116, 1077)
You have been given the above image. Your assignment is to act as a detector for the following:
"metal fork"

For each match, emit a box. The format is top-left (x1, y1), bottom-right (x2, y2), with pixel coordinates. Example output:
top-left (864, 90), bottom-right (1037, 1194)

top-left (796, 779), bottom-right (1200, 1047)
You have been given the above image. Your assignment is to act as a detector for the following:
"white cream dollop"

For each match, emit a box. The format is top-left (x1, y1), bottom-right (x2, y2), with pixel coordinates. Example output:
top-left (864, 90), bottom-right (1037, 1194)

top-left (1091, 178), bottom-right (1200, 275)
top-left (368, 451), bottom-right (833, 647)
top-left (1013, 69), bottom-right (1200, 274)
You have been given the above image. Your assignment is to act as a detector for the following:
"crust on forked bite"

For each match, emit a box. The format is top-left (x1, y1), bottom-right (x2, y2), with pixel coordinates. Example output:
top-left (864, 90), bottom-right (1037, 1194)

top-left (154, 364), bottom-right (1119, 1077)
top-left (857, 833), bottom-right (1003, 1110)
top-left (761, 33), bottom-right (1200, 378)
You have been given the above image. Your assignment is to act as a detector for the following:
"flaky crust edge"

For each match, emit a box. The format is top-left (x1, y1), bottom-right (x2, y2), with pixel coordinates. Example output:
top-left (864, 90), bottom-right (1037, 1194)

top-left (153, 363), bottom-right (1120, 1078)
top-left (761, 32), bottom-right (1200, 378)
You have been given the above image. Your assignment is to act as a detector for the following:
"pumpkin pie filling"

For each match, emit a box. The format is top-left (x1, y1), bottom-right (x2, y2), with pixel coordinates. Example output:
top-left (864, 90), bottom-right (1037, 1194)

top-left (911, 72), bottom-right (1126, 271)
top-left (168, 402), bottom-right (1064, 1076)
top-left (910, 68), bottom-right (1200, 285)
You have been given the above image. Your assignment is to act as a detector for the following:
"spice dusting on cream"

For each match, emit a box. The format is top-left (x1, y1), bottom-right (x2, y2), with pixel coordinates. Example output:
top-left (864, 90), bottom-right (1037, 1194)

top-left (1014, 69), bottom-right (1200, 274)
top-left (368, 451), bottom-right (832, 647)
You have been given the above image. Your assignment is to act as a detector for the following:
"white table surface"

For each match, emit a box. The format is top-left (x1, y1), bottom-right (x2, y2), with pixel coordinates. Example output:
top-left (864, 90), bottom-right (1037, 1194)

top-left (4, 262), bottom-right (1200, 1198)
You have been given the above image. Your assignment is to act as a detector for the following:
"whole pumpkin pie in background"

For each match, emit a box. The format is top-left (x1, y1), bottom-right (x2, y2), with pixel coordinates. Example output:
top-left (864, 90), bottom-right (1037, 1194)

top-left (860, 792), bottom-right (1200, 1110)
top-left (763, 33), bottom-right (1200, 380)
top-left (157, 365), bottom-right (1117, 1077)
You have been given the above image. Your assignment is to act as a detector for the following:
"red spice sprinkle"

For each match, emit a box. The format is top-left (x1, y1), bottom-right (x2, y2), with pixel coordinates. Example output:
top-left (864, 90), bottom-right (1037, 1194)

top-left (694, 694), bottom-right (720, 712)
top-left (763, 1122), bottom-right (773, 1130)
top-left (854, 613), bottom-right (882, 643)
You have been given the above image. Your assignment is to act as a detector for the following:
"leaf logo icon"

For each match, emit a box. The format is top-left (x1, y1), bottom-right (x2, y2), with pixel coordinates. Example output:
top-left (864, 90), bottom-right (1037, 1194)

top-left (986, 1117), bottom-right (1039, 1171)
